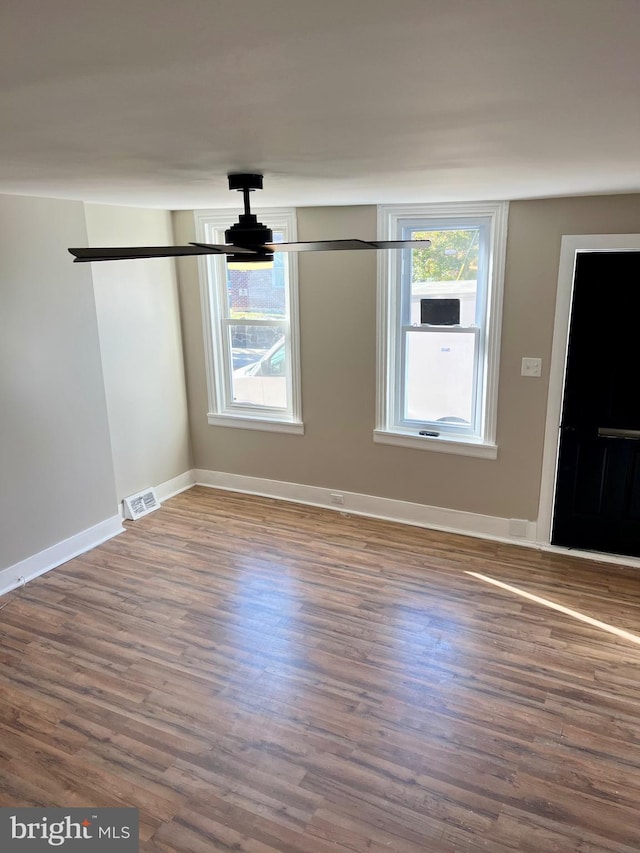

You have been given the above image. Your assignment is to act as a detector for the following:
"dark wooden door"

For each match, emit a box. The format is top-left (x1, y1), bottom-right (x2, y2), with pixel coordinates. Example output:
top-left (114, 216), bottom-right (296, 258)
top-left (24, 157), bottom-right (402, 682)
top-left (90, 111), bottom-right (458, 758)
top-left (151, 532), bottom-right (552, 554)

top-left (552, 251), bottom-right (640, 557)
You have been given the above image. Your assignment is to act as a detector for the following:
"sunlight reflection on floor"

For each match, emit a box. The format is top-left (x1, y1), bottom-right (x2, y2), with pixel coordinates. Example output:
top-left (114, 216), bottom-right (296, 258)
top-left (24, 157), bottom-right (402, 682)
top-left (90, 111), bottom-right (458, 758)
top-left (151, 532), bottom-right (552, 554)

top-left (465, 571), bottom-right (640, 647)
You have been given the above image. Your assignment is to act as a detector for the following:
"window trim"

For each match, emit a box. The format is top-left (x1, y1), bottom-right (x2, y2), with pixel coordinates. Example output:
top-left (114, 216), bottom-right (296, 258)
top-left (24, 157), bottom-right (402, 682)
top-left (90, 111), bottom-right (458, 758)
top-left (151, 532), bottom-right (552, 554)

top-left (195, 207), bottom-right (303, 434)
top-left (375, 201), bottom-right (508, 458)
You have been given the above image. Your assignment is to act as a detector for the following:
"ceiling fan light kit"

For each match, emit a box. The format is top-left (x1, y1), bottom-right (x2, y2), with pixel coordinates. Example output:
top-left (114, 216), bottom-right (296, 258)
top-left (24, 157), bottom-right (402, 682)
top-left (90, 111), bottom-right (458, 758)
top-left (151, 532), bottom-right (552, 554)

top-left (68, 173), bottom-right (431, 264)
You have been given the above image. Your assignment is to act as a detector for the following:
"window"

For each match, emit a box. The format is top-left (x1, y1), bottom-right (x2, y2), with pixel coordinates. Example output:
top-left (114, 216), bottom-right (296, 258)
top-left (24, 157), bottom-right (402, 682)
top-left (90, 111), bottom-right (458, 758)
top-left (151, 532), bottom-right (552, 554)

top-left (375, 202), bottom-right (508, 458)
top-left (195, 208), bottom-right (303, 433)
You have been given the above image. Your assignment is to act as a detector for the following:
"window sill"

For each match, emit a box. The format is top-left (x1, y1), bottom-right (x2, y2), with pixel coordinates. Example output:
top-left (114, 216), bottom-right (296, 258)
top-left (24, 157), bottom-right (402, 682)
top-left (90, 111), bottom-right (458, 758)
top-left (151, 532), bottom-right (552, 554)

top-left (373, 429), bottom-right (497, 459)
top-left (208, 413), bottom-right (304, 435)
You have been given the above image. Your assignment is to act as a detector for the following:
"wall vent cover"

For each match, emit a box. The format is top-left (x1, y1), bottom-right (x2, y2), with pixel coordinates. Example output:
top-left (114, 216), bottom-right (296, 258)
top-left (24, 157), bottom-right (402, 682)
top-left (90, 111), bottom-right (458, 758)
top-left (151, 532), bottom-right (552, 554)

top-left (123, 487), bottom-right (161, 520)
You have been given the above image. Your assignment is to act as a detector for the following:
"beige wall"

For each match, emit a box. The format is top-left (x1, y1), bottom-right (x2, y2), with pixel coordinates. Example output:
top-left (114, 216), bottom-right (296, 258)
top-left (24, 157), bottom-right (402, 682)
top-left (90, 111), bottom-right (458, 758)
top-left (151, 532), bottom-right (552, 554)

top-left (86, 204), bottom-right (192, 502)
top-left (175, 195), bottom-right (640, 522)
top-left (0, 195), bottom-right (117, 569)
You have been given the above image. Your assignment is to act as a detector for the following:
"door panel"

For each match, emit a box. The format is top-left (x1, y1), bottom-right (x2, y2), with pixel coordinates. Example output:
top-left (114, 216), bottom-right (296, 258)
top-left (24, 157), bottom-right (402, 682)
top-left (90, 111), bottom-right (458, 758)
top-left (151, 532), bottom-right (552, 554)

top-left (573, 440), bottom-right (608, 517)
top-left (552, 251), bottom-right (640, 556)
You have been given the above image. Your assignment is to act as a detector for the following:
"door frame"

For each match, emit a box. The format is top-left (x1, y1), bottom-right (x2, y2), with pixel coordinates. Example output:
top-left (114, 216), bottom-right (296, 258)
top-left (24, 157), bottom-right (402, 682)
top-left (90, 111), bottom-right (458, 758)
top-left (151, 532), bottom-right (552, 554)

top-left (537, 234), bottom-right (640, 547)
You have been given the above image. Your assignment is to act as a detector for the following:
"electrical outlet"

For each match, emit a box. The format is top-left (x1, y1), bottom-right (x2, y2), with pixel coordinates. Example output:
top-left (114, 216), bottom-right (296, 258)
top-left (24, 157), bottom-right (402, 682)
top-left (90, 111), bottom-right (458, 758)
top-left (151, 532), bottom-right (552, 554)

top-left (330, 492), bottom-right (345, 506)
top-left (521, 357), bottom-right (542, 377)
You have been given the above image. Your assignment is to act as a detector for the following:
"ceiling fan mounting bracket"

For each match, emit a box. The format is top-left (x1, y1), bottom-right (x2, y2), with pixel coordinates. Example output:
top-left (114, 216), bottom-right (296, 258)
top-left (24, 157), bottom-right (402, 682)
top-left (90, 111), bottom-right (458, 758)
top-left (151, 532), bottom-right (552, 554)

top-left (228, 173), bottom-right (264, 192)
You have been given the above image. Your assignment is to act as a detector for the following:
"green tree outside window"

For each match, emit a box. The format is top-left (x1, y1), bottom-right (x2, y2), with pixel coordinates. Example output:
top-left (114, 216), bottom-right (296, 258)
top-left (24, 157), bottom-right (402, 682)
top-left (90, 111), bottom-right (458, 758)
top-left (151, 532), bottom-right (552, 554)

top-left (412, 230), bottom-right (479, 282)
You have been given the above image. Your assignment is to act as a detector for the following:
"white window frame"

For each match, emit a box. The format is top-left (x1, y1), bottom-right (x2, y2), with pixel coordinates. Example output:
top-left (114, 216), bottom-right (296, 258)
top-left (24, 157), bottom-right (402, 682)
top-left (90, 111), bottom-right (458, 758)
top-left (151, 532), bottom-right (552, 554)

top-left (375, 201), bottom-right (508, 459)
top-left (195, 207), bottom-right (303, 434)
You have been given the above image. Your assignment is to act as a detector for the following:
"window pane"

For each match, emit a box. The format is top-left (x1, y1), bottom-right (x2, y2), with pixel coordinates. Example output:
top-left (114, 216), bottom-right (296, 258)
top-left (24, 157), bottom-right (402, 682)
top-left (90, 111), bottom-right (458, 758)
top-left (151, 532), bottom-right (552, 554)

top-left (225, 232), bottom-right (287, 320)
top-left (230, 330), bottom-right (288, 409)
top-left (229, 325), bottom-right (283, 370)
top-left (405, 331), bottom-right (475, 424)
top-left (409, 229), bottom-right (479, 326)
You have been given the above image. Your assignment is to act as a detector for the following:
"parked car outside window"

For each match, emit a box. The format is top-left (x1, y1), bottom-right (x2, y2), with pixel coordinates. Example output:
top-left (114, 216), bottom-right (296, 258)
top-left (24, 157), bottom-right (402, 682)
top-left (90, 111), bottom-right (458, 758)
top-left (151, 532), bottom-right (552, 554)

top-left (232, 337), bottom-right (287, 408)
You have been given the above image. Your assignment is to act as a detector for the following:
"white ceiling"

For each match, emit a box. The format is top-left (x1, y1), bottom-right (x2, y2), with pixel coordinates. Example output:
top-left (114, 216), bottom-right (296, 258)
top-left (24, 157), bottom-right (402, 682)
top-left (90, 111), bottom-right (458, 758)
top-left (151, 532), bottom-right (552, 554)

top-left (1, 0), bottom-right (639, 210)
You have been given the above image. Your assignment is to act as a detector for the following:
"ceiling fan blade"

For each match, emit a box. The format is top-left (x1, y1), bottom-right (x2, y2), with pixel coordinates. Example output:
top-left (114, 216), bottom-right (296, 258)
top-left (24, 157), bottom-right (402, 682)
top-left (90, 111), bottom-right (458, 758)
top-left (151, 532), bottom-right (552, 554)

top-left (68, 244), bottom-right (244, 263)
top-left (373, 240), bottom-right (432, 249)
top-left (264, 239), bottom-right (431, 252)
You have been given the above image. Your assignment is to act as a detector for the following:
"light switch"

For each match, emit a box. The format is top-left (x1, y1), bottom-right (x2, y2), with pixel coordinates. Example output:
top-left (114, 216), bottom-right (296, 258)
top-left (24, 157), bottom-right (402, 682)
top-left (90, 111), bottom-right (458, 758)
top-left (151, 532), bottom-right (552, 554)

top-left (521, 357), bottom-right (542, 377)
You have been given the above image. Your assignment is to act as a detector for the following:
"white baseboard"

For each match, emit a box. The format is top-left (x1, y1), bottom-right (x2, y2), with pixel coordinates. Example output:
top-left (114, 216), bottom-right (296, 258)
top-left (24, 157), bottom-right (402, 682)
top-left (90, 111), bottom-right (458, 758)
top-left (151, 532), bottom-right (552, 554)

top-left (4, 471), bottom-right (635, 602)
top-left (0, 514), bottom-right (124, 598)
top-left (194, 469), bottom-right (640, 570)
top-left (155, 470), bottom-right (196, 502)
top-left (194, 469), bottom-right (538, 545)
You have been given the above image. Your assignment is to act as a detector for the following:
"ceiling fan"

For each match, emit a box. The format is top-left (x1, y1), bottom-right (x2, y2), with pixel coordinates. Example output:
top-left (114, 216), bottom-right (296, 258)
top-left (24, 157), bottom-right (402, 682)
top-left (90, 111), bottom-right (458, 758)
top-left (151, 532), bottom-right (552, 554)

top-left (68, 173), bottom-right (431, 266)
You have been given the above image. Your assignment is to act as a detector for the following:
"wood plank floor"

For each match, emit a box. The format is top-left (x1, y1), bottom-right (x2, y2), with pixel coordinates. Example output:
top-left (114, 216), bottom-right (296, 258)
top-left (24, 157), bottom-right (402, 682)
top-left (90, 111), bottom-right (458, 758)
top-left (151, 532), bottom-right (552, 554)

top-left (2, 486), bottom-right (640, 851)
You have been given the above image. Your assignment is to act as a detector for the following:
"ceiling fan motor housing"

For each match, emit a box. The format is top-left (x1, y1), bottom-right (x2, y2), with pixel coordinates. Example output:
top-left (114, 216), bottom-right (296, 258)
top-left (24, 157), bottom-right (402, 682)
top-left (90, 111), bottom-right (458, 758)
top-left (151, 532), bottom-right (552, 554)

top-left (225, 215), bottom-right (273, 250)
top-left (225, 215), bottom-right (273, 264)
